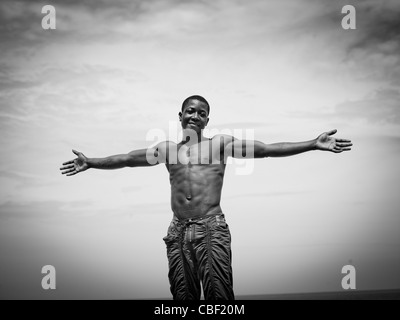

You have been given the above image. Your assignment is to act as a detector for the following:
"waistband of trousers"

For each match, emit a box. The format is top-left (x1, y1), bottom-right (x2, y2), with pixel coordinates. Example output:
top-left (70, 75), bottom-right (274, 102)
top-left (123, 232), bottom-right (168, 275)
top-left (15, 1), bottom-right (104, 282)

top-left (174, 213), bottom-right (224, 226)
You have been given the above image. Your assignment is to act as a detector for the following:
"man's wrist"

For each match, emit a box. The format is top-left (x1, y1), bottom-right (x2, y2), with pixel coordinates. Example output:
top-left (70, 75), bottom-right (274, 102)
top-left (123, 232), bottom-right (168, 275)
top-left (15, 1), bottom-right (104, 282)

top-left (312, 138), bottom-right (318, 151)
top-left (86, 158), bottom-right (94, 169)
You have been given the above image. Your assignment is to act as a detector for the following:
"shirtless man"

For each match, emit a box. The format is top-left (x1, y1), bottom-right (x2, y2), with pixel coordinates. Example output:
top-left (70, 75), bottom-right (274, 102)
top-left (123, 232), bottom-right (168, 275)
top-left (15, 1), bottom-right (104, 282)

top-left (60, 95), bottom-right (352, 300)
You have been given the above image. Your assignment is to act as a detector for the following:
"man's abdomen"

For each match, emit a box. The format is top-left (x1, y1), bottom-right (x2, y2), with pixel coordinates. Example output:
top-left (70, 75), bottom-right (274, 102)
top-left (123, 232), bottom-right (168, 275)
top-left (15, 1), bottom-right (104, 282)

top-left (169, 164), bottom-right (225, 219)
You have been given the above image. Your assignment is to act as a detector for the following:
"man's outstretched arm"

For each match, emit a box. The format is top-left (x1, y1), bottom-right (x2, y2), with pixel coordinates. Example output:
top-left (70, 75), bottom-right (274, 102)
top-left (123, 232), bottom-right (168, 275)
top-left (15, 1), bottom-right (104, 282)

top-left (60, 142), bottom-right (167, 176)
top-left (226, 129), bottom-right (352, 159)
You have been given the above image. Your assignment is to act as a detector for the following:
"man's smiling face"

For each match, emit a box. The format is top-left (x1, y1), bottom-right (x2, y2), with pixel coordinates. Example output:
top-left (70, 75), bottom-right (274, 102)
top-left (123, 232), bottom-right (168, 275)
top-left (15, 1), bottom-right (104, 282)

top-left (179, 99), bottom-right (209, 133)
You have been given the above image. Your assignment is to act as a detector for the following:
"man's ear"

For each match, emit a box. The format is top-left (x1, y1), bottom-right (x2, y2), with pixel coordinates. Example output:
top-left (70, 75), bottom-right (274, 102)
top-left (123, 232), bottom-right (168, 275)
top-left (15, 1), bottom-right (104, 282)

top-left (178, 112), bottom-right (182, 122)
top-left (206, 117), bottom-right (209, 126)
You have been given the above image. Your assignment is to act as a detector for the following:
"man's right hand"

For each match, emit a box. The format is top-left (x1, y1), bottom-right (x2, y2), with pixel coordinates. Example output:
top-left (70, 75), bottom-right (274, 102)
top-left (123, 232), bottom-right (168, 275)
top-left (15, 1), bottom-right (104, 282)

top-left (60, 149), bottom-right (89, 176)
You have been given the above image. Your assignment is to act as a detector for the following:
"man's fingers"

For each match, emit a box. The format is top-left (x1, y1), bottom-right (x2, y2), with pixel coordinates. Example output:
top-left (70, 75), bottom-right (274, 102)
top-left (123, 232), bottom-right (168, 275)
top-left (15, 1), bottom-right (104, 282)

top-left (66, 171), bottom-right (78, 176)
top-left (72, 149), bottom-right (80, 156)
top-left (333, 146), bottom-right (351, 153)
top-left (336, 142), bottom-right (353, 147)
top-left (61, 168), bottom-right (76, 175)
top-left (336, 138), bottom-right (352, 143)
top-left (60, 164), bottom-right (74, 170)
top-left (62, 160), bottom-right (75, 165)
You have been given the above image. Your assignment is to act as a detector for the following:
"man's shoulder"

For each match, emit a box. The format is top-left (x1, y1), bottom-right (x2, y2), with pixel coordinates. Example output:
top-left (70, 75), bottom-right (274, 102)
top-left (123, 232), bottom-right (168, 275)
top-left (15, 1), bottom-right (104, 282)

top-left (155, 140), bottom-right (178, 148)
top-left (154, 141), bottom-right (179, 156)
top-left (210, 134), bottom-right (237, 144)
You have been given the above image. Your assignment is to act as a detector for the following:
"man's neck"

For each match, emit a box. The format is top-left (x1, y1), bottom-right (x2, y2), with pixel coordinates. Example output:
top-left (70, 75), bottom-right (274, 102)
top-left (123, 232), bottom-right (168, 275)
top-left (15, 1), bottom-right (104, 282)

top-left (181, 129), bottom-right (207, 146)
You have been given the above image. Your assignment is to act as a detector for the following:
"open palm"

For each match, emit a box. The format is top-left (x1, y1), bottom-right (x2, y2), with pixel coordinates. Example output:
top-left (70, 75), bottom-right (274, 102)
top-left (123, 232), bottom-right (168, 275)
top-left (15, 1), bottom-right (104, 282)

top-left (316, 129), bottom-right (352, 153)
top-left (60, 150), bottom-right (89, 176)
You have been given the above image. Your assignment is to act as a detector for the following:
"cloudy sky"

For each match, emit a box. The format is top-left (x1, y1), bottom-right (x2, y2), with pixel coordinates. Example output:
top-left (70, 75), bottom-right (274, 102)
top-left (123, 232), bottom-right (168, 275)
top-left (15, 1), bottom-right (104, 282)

top-left (0, 0), bottom-right (399, 299)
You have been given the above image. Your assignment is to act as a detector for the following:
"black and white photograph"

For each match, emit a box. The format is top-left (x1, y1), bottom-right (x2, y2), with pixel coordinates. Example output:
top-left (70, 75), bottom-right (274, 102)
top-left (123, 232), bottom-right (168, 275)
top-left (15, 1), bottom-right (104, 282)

top-left (0, 0), bottom-right (399, 303)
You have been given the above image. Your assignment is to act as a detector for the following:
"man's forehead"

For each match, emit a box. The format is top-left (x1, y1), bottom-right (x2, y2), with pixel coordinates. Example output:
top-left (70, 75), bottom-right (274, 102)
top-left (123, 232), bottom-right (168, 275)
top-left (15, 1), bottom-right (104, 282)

top-left (184, 99), bottom-right (208, 110)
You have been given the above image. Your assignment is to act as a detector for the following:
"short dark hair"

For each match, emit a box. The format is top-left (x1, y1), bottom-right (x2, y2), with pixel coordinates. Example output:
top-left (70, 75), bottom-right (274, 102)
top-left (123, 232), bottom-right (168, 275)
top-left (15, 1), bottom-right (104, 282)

top-left (181, 95), bottom-right (210, 114)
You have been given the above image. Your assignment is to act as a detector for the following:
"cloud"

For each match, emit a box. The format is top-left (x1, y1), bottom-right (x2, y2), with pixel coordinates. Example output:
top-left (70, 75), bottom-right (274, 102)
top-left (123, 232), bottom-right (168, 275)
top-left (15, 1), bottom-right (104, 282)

top-left (224, 190), bottom-right (309, 200)
top-left (0, 0), bottom-right (218, 55)
top-left (0, 170), bottom-right (61, 191)
top-left (335, 88), bottom-right (400, 124)
top-left (0, 170), bottom-right (37, 184)
top-left (208, 122), bottom-right (268, 130)
top-left (0, 64), bottom-right (147, 129)
top-left (284, 87), bottom-right (400, 128)
top-left (120, 185), bottom-right (142, 193)
top-left (347, 1), bottom-right (400, 54)
top-left (341, 1), bottom-right (400, 87)
top-left (0, 200), bottom-right (92, 220)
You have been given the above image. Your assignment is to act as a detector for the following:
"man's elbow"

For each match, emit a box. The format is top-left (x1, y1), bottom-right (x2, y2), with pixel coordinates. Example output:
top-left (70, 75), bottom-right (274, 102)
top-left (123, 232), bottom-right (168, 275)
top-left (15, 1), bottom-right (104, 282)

top-left (254, 143), bottom-right (269, 158)
top-left (254, 149), bottom-right (269, 158)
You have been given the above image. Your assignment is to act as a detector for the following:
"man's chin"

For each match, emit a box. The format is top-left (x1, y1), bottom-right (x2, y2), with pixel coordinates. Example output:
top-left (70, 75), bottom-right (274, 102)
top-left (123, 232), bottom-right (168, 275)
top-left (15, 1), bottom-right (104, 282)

top-left (186, 123), bottom-right (200, 129)
top-left (183, 125), bottom-right (202, 134)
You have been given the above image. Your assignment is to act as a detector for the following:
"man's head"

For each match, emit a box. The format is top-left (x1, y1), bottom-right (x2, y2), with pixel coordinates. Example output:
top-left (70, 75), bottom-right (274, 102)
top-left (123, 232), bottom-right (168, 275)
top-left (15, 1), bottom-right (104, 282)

top-left (181, 95), bottom-right (210, 114)
top-left (179, 95), bottom-right (210, 132)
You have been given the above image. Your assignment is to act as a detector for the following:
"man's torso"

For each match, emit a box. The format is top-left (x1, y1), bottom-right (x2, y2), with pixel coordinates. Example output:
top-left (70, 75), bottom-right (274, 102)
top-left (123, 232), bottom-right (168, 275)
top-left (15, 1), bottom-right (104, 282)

top-left (161, 135), bottom-right (233, 220)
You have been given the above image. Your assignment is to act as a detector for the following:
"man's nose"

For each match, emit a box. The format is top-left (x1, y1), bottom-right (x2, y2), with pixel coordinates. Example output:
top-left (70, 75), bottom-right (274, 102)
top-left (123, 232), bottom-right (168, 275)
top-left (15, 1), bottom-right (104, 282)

top-left (191, 112), bottom-right (200, 120)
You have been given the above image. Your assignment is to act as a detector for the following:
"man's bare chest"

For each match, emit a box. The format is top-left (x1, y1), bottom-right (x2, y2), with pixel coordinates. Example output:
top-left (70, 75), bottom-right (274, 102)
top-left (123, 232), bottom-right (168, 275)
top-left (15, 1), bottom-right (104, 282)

top-left (167, 141), bottom-right (222, 165)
